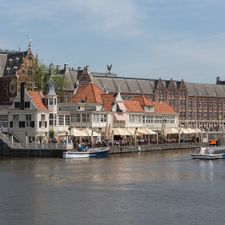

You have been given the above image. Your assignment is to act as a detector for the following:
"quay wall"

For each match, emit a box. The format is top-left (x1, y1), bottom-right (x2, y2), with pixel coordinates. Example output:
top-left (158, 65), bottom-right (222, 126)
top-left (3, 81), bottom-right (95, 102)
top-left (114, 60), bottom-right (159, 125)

top-left (109, 143), bottom-right (203, 154)
top-left (0, 139), bottom-right (203, 157)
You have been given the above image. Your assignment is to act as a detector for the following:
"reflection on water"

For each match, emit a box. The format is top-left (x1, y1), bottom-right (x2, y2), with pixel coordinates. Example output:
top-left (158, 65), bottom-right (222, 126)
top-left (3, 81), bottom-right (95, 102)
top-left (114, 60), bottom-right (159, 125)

top-left (1, 149), bottom-right (225, 225)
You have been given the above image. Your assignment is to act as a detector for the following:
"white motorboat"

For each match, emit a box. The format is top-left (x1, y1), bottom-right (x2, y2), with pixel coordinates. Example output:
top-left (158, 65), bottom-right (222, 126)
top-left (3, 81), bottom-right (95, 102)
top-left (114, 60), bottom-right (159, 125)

top-left (191, 146), bottom-right (225, 160)
top-left (63, 147), bottom-right (110, 159)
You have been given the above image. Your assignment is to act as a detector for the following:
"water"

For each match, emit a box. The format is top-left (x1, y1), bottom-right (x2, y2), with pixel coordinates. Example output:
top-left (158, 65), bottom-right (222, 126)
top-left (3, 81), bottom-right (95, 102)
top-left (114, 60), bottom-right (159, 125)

top-left (0, 149), bottom-right (225, 225)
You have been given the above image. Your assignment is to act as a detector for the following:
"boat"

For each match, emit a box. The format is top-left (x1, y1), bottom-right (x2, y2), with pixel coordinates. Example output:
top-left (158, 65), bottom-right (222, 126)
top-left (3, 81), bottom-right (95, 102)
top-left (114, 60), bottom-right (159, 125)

top-left (63, 147), bottom-right (110, 159)
top-left (191, 146), bottom-right (225, 160)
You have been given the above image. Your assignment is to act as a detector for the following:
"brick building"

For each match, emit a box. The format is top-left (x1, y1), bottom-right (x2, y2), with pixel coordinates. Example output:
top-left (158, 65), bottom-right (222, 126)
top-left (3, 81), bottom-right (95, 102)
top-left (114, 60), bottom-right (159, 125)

top-left (0, 40), bottom-right (38, 105)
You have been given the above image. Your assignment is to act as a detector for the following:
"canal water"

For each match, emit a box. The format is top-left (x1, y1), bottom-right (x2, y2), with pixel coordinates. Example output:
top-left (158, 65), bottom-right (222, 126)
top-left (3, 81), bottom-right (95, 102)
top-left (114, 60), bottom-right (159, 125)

top-left (0, 149), bottom-right (225, 225)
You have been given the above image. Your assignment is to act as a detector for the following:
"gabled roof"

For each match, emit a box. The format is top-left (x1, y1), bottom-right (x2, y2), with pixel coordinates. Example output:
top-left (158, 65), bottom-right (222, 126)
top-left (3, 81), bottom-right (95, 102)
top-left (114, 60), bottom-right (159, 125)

top-left (71, 83), bottom-right (104, 104)
top-left (124, 100), bottom-right (144, 113)
top-left (152, 101), bottom-right (176, 115)
top-left (27, 91), bottom-right (47, 111)
top-left (132, 95), bottom-right (154, 107)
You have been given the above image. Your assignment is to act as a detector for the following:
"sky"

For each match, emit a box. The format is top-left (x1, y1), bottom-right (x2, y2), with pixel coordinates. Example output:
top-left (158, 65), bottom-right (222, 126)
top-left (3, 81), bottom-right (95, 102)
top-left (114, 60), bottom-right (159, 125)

top-left (1, 0), bottom-right (225, 83)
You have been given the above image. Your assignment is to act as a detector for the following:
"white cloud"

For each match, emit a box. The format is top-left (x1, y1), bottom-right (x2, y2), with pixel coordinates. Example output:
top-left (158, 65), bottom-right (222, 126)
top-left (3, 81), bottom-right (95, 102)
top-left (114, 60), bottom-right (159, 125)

top-left (2, 0), bottom-right (146, 38)
top-left (110, 33), bottom-right (225, 83)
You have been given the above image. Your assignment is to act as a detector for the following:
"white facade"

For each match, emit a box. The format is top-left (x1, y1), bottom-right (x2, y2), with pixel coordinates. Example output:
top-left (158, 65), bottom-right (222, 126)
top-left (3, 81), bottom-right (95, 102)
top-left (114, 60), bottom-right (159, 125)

top-left (8, 92), bottom-right (49, 143)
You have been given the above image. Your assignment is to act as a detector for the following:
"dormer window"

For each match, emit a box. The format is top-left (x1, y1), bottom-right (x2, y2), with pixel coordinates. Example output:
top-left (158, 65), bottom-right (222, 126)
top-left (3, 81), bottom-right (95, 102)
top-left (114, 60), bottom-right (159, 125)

top-left (145, 106), bottom-right (154, 112)
top-left (9, 58), bottom-right (13, 63)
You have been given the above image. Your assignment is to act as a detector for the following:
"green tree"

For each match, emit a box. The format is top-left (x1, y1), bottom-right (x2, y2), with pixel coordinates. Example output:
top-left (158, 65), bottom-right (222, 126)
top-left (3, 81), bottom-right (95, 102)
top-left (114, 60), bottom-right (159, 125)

top-left (34, 63), bottom-right (64, 97)
top-left (49, 130), bottom-right (55, 140)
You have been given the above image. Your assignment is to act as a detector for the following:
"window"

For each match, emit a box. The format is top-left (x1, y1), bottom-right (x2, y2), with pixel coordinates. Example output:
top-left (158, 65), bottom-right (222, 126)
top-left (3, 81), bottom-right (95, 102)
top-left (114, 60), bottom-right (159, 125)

top-left (144, 115), bottom-right (154, 123)
top-left (13, 115), bottom-right (19, 127)
top-left (19, 121), bottom-right (25, 128)
top-left (25, 102), bottom-right (30, 108)
top-left (75, 114), bottom-right (81, 122)
top-left (10, 121), bottom-right (13, 128)
top-left (93, 114), bottom-right (106, 123)
top-left (54, 98), bottom-right (57, 105)
top-left (30, 121), bottom-right (35, 128)
top-left (41, 114), bottom-right (45, 121)
top-left (129, 115), bottom-right (135, 123)
top-left (25, 114), bottom-right (31, 127)
top-left (81, 114), bottom-right (90, 123)
top-left (49, 98), bottom-right (53, 105)
top-left (28, 68), bottom-right (33, 76)
top-left (49, 113), bottom-right (54, 126)
top-left (58, 115), bottom-right (64, 125)
top-left (65, 115), bottom-right (70, 125)
top-left (54, 113), bottom-right (57, 126)
top-left (15, 102), bottom-right (20, 108)
top-left (129, 114), bottom-right (142, 123)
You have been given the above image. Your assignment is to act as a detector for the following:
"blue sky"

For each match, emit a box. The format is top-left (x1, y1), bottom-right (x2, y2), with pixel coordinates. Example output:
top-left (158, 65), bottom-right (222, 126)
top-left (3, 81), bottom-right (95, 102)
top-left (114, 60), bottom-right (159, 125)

top-left (1, 0), bottom-right (225, 83)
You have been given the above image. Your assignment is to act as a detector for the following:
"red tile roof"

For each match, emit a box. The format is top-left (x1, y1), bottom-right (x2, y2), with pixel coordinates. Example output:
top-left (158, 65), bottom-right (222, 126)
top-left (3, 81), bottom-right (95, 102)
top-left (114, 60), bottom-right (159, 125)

top-left (152, 101), bottom-right (176, 114)
top-left (132, 95), bottom-right (154, 107)
top-left (101, 93), bottom-right (115, 111)
top-left (27, 91), bottom-right (47, 111)
top-left (124, 100), bottom-right (144, 112)
top-left (71, 83), bottom-right (104, 104)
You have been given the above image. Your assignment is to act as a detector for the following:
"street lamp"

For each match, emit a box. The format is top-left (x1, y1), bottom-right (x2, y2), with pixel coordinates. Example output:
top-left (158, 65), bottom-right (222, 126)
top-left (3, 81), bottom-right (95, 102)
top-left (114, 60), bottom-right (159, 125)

top-left (91, 130), bottom-right (94, 148)
top-left (134, 127), bottom-right (138, 145)
top-left (65, 132), bottom-right (68, 149)
top-left (112, 130), bottom-right (114, 146)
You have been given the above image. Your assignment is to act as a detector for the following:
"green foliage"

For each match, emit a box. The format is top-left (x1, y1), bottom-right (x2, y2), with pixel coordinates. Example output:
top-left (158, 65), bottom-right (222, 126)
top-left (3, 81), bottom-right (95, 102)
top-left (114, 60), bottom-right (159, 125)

top-left (34, 63), bottom-right (64, 96)
top-left (49, 130), bottom-right (55, 139)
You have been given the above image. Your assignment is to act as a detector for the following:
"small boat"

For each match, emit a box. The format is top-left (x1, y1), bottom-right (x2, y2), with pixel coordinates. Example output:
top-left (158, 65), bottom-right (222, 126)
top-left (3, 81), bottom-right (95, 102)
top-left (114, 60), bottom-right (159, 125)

top-left (191, 146), bottom-right (225, 160)
top-left (63, 147), bottom-right (110, 159)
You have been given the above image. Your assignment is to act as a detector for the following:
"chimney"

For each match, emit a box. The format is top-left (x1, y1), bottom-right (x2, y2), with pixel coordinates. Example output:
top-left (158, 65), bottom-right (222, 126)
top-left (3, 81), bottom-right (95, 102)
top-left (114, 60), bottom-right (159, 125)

top-left (64, 63), bottom-right (68, 72)
top-left (216, 77), bottom-right (220, 84)
top-left (20, 82), bottom-right (25, 110)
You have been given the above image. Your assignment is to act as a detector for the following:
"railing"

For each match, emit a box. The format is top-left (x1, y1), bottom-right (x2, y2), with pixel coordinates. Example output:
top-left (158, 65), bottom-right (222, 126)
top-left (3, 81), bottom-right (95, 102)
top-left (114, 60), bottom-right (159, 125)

top-left (0, 131), bottom-right (13, 147)
top-left (10, 142), bottom-right (67, 150)
top-left (0, 131), bottom-right (66, 150)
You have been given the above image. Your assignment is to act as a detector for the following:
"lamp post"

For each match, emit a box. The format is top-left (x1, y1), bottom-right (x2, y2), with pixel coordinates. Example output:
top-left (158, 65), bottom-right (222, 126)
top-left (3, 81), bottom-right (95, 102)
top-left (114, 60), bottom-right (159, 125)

top-left (134, 127), bottom-right (138, 146)
top-left (91, 130), bottom-right (94, 148)
top-left (112, 130), bottom-right (114, 146)
top-left (65, 132), bottom-right (68, 149)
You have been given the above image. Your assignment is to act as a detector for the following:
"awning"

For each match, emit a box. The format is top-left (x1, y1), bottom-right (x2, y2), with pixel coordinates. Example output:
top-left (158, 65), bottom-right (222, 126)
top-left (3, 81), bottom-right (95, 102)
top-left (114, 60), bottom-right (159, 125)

top-left (180, 128), bottom-right (197, 134)
top-left (164, 128), bottom-right (179, 135)
top-left (112, 128), bottom-right (131, 136)
top-left (144, 128), bottom-right (157, 135)
top-left (71, 128), bottom-right (100, 137)
top-left (71, 128), bottom-right (87, 137)
top-left (81, 128), bottom-right (100, 137)
top-left (114, 113), bottom-right (129, 122)
top-left (127, 128), bottom-right (156, 135)
top-left (128, 128), bottom-right (141, 136)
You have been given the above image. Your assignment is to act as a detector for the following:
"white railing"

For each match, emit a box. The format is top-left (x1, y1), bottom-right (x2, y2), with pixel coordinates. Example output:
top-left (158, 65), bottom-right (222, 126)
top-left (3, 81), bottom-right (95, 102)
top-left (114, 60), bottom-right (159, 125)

top-left (0, 131), bottom-right (66, 150)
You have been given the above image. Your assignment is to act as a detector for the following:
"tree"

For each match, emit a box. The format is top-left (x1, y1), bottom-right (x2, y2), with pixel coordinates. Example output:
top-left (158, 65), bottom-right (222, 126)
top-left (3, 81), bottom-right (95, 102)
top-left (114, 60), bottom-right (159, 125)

top-left (49, 130), bottom-right (55, 140)
top-left (33, 63), bottom-right (64, 97)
